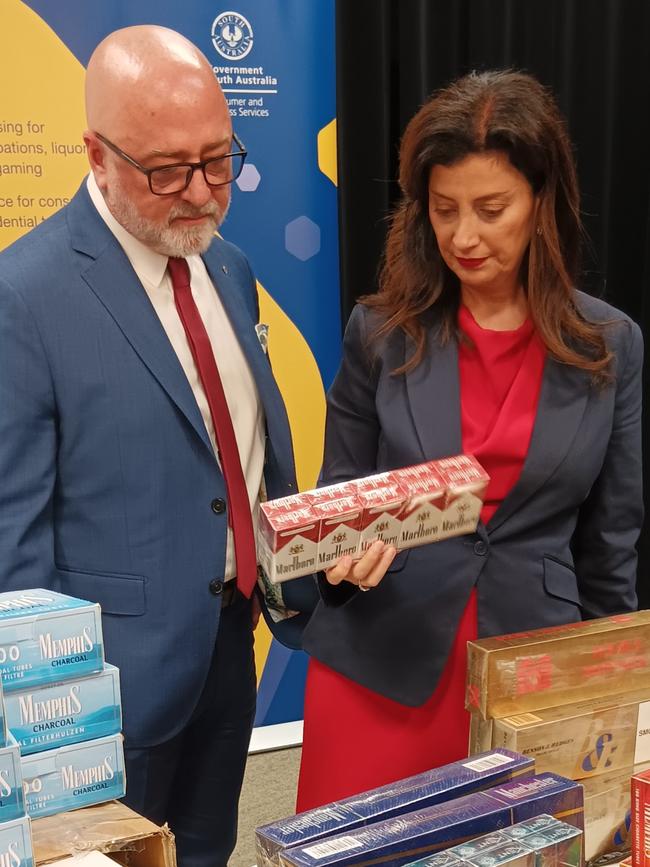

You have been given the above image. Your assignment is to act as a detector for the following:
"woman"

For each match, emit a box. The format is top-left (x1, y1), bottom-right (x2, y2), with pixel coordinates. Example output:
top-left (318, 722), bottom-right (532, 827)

top-left (297, 70), bottom-right (643, 811)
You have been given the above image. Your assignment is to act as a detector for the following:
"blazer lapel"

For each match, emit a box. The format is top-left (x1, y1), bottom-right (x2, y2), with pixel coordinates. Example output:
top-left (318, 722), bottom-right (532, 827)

top-left (68, 186), bottom-right (214, 456)
top-left (405, 327), bottom-right (463, 462)
top-left (487, 356), bottom-right (591, 535)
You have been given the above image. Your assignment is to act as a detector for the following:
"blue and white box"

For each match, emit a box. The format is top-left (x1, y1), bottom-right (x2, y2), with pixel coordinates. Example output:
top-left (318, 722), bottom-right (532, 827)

top-left (279, 773), bottom-right (583, 867)
top-left (0, 589), bottom-right (104, 691)
top-left (5, 664), bottom-right (121, 755)
top-left (0, 735), bottom-right (25, 823)
top-left (20, 732), bottom-right (125, 818)
top-left (257, 751), bottom-right (534, 866)
top-left (0, 817), bottom-right (33, 867)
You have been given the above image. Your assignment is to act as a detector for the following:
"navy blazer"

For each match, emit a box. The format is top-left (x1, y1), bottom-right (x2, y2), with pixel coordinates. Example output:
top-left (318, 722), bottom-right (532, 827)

top-left (0, 183), bottom-right (317, 747)
top-left (302, 297), bottom-right (643, 707)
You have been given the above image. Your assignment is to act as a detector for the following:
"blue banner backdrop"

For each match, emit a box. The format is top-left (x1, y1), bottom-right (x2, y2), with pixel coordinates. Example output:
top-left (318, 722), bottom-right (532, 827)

top-left (7, 0), bottom-right (340, 730)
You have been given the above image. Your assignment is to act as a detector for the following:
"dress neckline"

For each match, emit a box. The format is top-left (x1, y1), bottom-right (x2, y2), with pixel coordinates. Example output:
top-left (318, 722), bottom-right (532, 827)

top-left (458, 304), bottom-right (533, 339)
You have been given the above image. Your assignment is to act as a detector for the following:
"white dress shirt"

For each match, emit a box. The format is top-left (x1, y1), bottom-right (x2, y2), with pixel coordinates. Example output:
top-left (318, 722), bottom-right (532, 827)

top-left (87, 174), bottom-right (265, 582)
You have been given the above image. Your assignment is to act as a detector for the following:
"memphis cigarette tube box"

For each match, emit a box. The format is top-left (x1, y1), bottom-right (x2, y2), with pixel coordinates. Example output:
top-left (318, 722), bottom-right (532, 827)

top-left (490, 686), bottom-right (650, 779)
top-left (5, 664), bottom-right (121, 756)
top-left (20, 732), bottom-right (126, 819)
top-left (255, 750), bottom-right (534, 867)
top-left (0, 817), bottom-right (34, 867)
top-left (279, 773), bottom-right (583, 867)
top-left (0, 589), bottom-right (104, 692)
top-left (466, 610), bottom-right (650, 720)
top-left (0, 735), bottom-right (26, 823)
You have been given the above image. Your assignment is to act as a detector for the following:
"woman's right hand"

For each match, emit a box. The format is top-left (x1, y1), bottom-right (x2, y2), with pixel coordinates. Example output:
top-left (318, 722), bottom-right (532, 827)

top-left (325, 540), bottom-right (397, 591)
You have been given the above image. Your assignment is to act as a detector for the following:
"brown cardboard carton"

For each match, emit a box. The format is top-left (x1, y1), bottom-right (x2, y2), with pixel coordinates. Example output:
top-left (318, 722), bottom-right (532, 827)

top-left (466, 611), bottom-right (650, 720)
top-left (491, 688), bottom-right (650, 779)
top-left (583, 762), bottom-right (650, 861)
top-left (469, 714), bottom-right (494, 756)
top-left (31, 800), bottom-right (176, 867)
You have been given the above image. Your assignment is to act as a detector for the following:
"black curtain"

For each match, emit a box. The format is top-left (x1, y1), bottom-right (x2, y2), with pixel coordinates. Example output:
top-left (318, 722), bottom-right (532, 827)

top-left (335, 0), bottom-right (650, 605)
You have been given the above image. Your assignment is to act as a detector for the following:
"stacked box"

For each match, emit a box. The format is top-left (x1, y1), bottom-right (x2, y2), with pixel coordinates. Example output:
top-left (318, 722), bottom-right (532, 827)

top-left (631, 767), bottom-right (650, 867)
top-left (20, 732), bottom-right (125, 818)
top-left (0, 737), bottom-right (25, 823)
top-left (467, 612), bottom-right (650, 862)
top-left (256, 751), bottom-right (534, 867)
top-left (5, 663), bottom-right (121, 755)
top-left (278, 773), bottom-right (583, 867)
top-left (0, 590), bottom-right (104, 691)
top-left (259, 455), bottom-right (490, 584)
top-left (0, 816), bottom-right (34, 867)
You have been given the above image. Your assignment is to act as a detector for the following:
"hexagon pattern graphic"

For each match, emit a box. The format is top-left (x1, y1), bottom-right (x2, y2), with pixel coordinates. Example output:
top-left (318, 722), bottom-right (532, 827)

top-left (236, 163), bottom-right (261, 192)
top-left (285, 215), bottom-right (320, 261)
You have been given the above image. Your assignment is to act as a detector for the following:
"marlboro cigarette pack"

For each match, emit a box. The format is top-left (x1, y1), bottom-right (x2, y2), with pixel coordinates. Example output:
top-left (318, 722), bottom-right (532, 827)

top-left (490, 687), bottom-right (650, 779)
top-left (255, 750), bottom-right (533, 867)
top-left (279, 774), bottom-right (583, 867)
top-left (259, 455), bottom-right (489, 584)
top-left (466, 610), bottom-right (650, 720)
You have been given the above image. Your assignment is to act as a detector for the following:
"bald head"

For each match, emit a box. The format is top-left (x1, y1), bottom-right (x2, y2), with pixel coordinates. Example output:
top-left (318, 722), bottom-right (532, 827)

top-left (86, 26), bottom-right (227, 140)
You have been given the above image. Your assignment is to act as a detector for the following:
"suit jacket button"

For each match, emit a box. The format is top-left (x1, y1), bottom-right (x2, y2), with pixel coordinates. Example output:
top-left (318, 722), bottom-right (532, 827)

top-left (209, 579), bottom-right (224, 596)
top-left (211, 498), bottom-right (226, 514)
top-left (474, 540), bottom-right (488, 556)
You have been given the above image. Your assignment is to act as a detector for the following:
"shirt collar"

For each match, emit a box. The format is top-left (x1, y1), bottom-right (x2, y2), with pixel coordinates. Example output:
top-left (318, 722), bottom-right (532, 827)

top-left (86, 173), bottom-right (169, 288)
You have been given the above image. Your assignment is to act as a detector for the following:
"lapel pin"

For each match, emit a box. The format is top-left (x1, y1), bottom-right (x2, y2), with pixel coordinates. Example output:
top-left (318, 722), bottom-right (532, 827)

top-left (222, 264), bottom-right (229, 275)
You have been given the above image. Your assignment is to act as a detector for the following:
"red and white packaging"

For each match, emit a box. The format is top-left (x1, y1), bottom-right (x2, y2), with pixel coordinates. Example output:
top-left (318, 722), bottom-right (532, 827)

top-left (307, 482), bottom-right (357, 504)
top-left (394, 465), bottom-right (446, 549)
top-left (257, 504), bottom-right (319, 584)
top-left (434, 454), bottom-right (490, 537)
top-left (313, 495), bottom-right (362, 568)
top-left (632, 768), bottom-right (650, 867)
top-left (354, 472), bottom-right (396, 492)
top-left (357, 484), bottom-right (406, 554)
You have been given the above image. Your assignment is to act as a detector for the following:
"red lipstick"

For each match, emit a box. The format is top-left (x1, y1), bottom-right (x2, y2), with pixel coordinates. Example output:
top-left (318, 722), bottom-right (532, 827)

top-left (456, 257), bottom-right (488, 269)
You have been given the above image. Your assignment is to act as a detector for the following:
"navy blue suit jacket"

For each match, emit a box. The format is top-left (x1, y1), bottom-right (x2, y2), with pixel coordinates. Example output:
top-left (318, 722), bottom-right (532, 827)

top-left (0, 183), bottom-right (317, 747)
top-left (302, 297), bottom-right (643, 706)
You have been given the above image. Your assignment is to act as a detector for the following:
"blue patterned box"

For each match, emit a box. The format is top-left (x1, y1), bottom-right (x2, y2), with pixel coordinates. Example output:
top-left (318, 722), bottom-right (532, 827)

top-left (279, 773), bottom-right (583, 867)
top-left (0, 590), bottom-right (104, 691)
top-left (256, 751), bottom-right (534, 866)
top-left (0, 817), bottom-right (33, 867)
top-left (5, 664), bottom-right (121, 755)
top-left (20, 733), bottom-right (125, 818)
top-left (0, 735), bottom-right (25, 823)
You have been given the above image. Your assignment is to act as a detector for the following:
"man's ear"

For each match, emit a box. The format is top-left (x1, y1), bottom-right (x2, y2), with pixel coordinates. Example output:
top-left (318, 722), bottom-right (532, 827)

top-left (83, 130), bottom-right (108, 190)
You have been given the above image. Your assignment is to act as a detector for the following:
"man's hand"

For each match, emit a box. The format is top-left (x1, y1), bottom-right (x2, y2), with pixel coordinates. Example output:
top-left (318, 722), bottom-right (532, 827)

top-left (325, 540), bottom-right (397, 590)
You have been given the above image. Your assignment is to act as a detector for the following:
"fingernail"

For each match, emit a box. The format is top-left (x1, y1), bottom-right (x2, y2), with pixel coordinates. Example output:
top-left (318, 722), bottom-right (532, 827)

top-left (340, 555), bottom-right (352, 569)
top-left (373, 540), bottom-right (385, 552)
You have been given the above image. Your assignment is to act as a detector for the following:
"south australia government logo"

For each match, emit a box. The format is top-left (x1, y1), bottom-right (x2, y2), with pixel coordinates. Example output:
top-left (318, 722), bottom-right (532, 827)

top-left (211, 11), bottom-right (254, 60)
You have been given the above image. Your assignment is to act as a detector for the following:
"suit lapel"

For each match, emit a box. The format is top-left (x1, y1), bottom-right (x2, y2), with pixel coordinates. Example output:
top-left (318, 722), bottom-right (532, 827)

top-left (68, 185), bottom-right (214, 456)
top-left (405, 328), bottom-right (463, 462)
top-left (487, 356), bottom-right (591, 534)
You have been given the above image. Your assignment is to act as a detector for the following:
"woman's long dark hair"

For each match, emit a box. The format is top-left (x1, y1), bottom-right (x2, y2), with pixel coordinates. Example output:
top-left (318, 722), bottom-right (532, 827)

top-left (363, 70), bottom-right (613, 381)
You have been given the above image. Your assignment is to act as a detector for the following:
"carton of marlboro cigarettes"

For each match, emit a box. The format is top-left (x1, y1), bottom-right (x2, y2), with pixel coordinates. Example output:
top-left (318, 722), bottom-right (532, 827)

top-left (308, 484), bottom-right (358, 504)
top-left (466, 610), bottom-right (650, 720)
top-left (258, 504), bottom-right (319, 584)
top-left (357, 486), bottom-right (405, 554)
top-left (583, 761), bottom-right (650, 861)
top-left (279, 773), bottom-right (583, 867)
top-left (393, 467), bottom-right (446, 550)
top-left (255, 750), bottom-right (533, 867)
top-left (435, 455), bottom-right (490, 538)
top-left (314, 497), bottom-right (362, 569)
top-left (490, 687), bottom-right (650, 779)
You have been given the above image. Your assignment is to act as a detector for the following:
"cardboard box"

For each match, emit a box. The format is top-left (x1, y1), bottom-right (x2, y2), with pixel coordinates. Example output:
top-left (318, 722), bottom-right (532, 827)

top-left (21, 734), bottom-right (126, 819)
top-left (0, 816), bottom-right (34, 867)
top-left (6, 664), bottom-right (122, 755)
top-left (0, 590), bottom-right (104, 692)
top-left (434, 456), bottom-right (490, 532)
top-left (30, 800), bottom-right (175, 867)
top-left (256, 750), bottom-right (534, 867)
top-left (584, 762), bottom-right (650, 862)
top-left (258, 506), bottom-right (320, 584)
top-left (394, 470), bottom-right (446, 550)
top-left (0, 734), bottom-right (26, 822)
top-left (357, 486), bottom-right (405, 554)
top-left (466, 611), bottom-right (650, 720)
top-left (314, 497), bottom-right (362, 568)
top-left (469, 716), bottom-right (494, 757)
top-left (490, 688), bottom-right (650, 779)
top-left (279, 773), bottom-right (584, 867)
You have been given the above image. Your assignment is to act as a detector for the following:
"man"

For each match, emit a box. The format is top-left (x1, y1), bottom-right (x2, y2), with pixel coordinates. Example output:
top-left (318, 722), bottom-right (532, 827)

top-left (0, 25), bottom-right (316, 867)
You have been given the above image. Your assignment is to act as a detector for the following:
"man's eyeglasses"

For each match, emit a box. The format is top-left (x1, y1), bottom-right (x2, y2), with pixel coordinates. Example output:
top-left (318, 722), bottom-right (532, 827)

top-left (94, 131), bottom-right (247, 196)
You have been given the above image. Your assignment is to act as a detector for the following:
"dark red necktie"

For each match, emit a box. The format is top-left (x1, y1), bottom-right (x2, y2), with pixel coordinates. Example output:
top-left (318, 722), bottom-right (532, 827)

top-left (168, 257), bottom-right (257, 598)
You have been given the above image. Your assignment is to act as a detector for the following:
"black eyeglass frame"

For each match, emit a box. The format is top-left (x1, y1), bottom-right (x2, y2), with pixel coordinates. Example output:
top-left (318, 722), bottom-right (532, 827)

top-left (94, 131), bottom-right (247, 195)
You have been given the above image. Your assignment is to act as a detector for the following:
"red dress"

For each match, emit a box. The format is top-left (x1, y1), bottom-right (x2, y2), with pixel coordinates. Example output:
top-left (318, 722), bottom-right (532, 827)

top-left (296, 306), bottom-right (546, 812)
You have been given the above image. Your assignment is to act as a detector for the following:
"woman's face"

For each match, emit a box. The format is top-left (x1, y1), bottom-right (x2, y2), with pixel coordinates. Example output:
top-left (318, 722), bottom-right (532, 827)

top-left (428, 151), bottom-right (538, 299)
